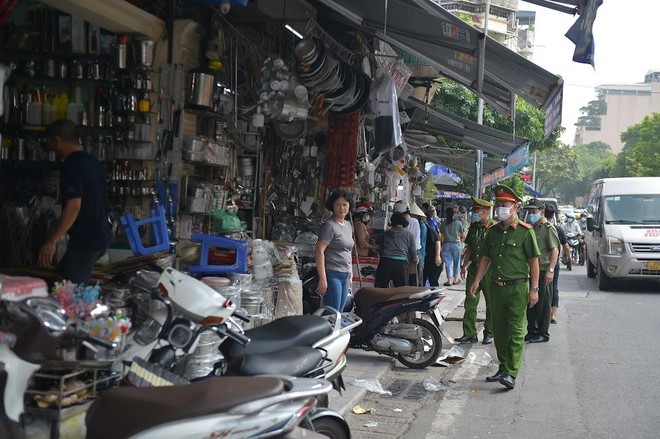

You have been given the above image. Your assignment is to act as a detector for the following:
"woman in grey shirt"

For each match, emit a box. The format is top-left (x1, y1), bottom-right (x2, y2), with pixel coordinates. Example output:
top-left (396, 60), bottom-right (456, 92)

top-left (315, 190), bottom-right (354, 311)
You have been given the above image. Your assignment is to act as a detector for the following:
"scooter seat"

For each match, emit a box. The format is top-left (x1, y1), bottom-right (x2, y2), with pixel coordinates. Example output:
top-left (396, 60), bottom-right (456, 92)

top-left (222, 315), bottom-right (333, 357)
top-left (354, 286), bottom-right (432, 318)
top-left (226, 346), bottom-right (324, 377)
top-left (86, 376), bottom-right (284, 439)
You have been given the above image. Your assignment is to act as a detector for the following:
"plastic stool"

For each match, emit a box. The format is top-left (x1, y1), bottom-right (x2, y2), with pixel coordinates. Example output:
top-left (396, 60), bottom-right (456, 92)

top-left (120, 207), bottom-right (170, 256)
top-left (188, 232), bottom-right (248, 275)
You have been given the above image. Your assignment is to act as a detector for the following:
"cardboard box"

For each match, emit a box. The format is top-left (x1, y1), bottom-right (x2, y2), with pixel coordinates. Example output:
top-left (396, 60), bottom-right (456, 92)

top-left (352, 256), bottom-right (379, 292)
top-left (87, 23), bottom-right (100, 55)
top-left (58, 15), bottom-right (72, 52)
top-left (71, 17), bottom-right (86, 53)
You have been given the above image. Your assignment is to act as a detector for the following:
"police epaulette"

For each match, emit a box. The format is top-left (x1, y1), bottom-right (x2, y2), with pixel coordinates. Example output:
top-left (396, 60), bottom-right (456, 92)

top-left (486, 222), bottom-right (498, 229)
top-left (519, 221), bottom-right (533, 229)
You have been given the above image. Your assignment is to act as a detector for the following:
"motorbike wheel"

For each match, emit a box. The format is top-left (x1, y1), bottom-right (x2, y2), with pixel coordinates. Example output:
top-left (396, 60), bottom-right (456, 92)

top-left (397, 318), bottom-right (442, 369)
top-left (303, 416), bottom-right (350, 439)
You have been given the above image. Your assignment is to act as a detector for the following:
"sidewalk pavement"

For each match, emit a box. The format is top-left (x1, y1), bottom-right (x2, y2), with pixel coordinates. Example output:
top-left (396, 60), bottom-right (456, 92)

top-left (329, 283), bottom-right (467, 415)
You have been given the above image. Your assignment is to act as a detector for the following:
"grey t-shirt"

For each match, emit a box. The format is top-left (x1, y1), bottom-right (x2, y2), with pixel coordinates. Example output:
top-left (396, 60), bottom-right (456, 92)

top-left (378, 227), bottom-right (417, 262)
top-left (318, 218), bottom-right (354, 273)
top-left (440, 219), bottom-right (464, 243)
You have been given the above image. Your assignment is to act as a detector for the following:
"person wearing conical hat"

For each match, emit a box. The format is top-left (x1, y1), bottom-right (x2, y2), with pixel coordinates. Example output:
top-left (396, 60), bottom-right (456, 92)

top-left (469, 184), bottom-right (540, 390)
top-left (456, 197), bottom-right (496, 345)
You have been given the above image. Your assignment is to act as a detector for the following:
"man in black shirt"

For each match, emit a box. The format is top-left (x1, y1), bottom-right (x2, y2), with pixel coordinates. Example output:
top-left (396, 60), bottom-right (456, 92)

top-left (38, 119), bottom-right (111, 284)
top-left (544, 205), bottom-right (570, 324)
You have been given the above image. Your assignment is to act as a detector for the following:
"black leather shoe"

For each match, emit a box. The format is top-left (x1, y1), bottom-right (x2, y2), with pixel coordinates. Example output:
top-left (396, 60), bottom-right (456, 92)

top-left (524, 333), bottom-right (536, 342)
top-left (486, 370), bottom-right (505, 382)
top-left (455, 335), bottom-right (478, 344)
top-left (499, 374), bottom-right (516, 389)
top-left (528, 335), bottom-right (549, 343)
top-left (482, 334), bottom-right (493, 345)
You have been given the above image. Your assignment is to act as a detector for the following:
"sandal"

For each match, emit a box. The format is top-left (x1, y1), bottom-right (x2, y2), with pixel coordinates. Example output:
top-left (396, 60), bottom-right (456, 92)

top-left (443, 281), bottom-right (452, 287)
top-left (453, 279), bottom-right (461, 285)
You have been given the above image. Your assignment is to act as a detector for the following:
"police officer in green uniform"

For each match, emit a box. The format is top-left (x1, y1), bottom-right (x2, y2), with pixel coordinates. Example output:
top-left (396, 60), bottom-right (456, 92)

top-left (470, 185), bottom-right (540, 390)
top-left (457, 197), bottom-right (496, 344)
top-left (523, 198), bottom-right (560, 343)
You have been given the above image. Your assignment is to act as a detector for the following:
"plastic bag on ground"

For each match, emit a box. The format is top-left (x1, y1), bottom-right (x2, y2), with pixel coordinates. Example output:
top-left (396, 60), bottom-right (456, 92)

top-left (438, 345), bottom-right (465, 363)
top-left (467, 351), bottom-right (493, 366)
top-left (351, 378), bottom-right (392, 396)
top-left (423, 376), bottom-right (447, 392)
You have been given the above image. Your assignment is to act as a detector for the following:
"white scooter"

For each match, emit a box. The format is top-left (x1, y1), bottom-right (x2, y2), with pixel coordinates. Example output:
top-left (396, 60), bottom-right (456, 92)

top-left (137, 268), bottom-right (361, 391)
top-left (0, 290), bottom-right (332, 439)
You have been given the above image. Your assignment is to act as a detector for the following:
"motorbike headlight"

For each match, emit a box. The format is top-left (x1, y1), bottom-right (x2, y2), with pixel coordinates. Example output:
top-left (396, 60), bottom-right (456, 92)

top-left (606, 236), bottom-right (624, 256)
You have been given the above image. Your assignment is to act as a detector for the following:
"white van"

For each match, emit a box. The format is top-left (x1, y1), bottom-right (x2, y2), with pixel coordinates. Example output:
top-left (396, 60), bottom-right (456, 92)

top-left (585, 177), bottom-right (660, 290)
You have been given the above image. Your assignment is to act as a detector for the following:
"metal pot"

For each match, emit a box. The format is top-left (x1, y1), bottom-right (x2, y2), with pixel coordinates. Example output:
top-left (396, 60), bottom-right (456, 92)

top-left (187, 68), bottom-right (217, 109)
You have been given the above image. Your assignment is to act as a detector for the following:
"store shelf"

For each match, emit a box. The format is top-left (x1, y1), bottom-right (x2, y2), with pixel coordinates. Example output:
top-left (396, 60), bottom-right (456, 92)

top-left (184, 106), bottom-right (228, 119)
top-left (183, 159), bottom-right (229, 168)
top-left (0, 160), bottom-right (59, 170)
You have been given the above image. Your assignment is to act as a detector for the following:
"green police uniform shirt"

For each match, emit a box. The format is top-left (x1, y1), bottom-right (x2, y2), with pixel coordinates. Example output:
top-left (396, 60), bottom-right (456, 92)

top-left (483, 216), bottom-right (541, 281)
top-left (465, 219), bottom-right (496, 265)
top-left (533, 218), bottom-right (560, 271)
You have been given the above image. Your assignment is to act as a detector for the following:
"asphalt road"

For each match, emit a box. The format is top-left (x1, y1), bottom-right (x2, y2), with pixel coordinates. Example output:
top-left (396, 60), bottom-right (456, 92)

top-left (345, 265), bottom-right (660, 439)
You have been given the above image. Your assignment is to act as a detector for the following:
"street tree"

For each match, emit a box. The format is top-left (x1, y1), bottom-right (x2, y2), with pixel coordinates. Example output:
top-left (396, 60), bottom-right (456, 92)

top-left (614, 113), bottom-right (660, 177)
top-left (534, 145), bottom-right (582, 201)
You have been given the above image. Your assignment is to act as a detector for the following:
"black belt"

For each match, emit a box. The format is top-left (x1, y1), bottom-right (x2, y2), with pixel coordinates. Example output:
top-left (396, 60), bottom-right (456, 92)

top-left (493, 278), bottom-right (528, 287)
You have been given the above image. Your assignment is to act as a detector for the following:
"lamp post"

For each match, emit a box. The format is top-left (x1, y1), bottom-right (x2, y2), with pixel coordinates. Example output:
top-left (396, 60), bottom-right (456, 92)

top-left (474, 0), bottom-right (491, 198)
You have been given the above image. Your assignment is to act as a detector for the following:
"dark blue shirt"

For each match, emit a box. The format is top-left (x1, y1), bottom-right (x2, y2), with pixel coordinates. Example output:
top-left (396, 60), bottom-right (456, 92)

top-left (60, 151), bottom-right (110, 250)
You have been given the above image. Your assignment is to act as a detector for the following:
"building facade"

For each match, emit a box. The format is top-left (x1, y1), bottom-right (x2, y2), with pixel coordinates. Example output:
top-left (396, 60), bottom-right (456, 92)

top-left (434, 0), bottom-right (520, 49)
top-left (574, 71), bottom-right (660, 153)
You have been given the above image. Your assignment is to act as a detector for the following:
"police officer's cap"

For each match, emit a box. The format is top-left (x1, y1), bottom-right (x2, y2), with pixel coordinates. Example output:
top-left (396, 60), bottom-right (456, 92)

top-left (493, 184), bottom-right (522, 203)
top-left (524, 198), bottom-right (546, 210)
top-left (471, 196), bottom-right (493, 209)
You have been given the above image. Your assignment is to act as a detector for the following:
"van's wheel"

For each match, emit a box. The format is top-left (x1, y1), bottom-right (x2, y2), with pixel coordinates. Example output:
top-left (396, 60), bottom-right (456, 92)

top-left (597, 260), bottom-right (612, 291)
top-left (586, 255), bottom-right (596, 278)
top-left (397, 318), bottom-right (442, 369)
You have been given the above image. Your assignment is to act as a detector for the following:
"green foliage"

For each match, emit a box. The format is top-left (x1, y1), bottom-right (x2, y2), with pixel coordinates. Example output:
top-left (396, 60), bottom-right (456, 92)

top-left (500, 174), bottom-right (525, 200)
top-left (431, 79), bottom-right (562, 152)
top-left (534, 145), bottom-right (583, 201)
top-left (614, 113), bottom-right (660, 177)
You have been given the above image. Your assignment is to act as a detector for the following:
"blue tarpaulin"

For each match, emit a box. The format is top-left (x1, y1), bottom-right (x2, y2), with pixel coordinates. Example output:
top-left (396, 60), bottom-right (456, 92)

top-left (524, 183), bottom-right (543, 197)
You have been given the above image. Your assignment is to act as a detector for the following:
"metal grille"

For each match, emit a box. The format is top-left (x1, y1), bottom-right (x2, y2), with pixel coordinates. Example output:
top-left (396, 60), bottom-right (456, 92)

top-left (630, 243), bottom-right (660, 253)
top-left (628, 268), bottom-right (660, 276)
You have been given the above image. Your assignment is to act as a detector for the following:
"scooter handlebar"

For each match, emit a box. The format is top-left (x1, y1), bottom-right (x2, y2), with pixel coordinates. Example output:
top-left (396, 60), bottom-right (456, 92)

top-left (232, 312), bottom-right (251, 323)
top-left (216, 325), bottom-right (250, 347)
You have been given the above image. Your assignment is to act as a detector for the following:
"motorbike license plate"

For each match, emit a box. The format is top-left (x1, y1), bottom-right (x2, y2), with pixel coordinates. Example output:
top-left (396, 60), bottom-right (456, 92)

top-left (647, 261), bottom-right (660, 271)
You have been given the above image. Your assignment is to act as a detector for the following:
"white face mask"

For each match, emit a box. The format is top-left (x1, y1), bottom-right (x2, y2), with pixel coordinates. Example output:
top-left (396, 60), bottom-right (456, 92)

top-left (496, 206), bottom-right (512, 220)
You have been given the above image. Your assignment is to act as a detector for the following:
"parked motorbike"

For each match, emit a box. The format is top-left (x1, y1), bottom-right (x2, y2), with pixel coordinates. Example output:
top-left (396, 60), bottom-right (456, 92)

top-left (0, 290), bottom-right (332, 439)
top-left (566, 232), bottom-right (585, 266)
top-left (302, 271), bottom-right (446, 369)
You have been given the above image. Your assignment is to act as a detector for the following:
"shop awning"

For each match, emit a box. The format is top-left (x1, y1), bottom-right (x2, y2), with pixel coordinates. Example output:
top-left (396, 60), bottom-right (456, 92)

top-left (403, 97), bottom-right (527, 157)
top-left (315, 0), bottom-right (564, 123)
top-left (405, 136), bottom-right (507, 177)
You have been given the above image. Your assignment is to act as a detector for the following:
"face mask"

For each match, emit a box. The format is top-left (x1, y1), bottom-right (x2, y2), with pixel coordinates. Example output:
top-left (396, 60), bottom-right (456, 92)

top-left (362, 215), bottom-right (371, 223)
top-left (528, 212), bottom-right (542, 224)
top-left (470, 212), bottom-right (482, 222)
top-left (496, 206), bottom-right (512, 220)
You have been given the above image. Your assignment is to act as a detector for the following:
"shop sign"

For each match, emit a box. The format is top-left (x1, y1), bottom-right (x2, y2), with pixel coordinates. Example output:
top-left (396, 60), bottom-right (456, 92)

top-left (505, 143), bottom-right (530, 175)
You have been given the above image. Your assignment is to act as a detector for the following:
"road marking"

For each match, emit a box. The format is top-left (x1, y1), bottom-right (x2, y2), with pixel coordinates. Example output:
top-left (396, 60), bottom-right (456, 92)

top-left (424, 349), bottom-right (486, 439)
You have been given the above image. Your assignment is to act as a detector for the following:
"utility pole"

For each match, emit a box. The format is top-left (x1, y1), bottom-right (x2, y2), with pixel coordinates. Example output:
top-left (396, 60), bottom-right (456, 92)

top-left (532, 150), bottom-right (538, 189)
top-left (474, 0), bottom-right (491, 198)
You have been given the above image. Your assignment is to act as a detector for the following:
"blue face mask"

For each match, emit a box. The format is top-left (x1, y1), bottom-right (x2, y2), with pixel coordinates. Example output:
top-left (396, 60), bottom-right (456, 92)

top-left (528, 212), bottom-right (542, 224)
top-left (470, 212), bottom-right (482, 222)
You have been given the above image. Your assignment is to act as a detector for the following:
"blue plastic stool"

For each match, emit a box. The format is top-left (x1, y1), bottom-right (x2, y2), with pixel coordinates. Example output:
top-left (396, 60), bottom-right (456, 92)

top-left (188, 232), bottom-right (248, 275)
top-left (120, 207), bottom-right (170, 256)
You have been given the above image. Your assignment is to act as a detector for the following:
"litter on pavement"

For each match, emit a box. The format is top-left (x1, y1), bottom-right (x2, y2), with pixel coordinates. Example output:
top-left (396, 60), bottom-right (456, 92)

top-left (467, 351), bottom-right (492, 366)
top-left (352, 405), bottom-right (375, 414)
top-left (437, 345), bottom-right (465, 364)
top-left (351, 378), bottom-right (392, 396)
top-left (363, 422), bottom-right (379, 428)
top-left (423, 376), bottom-right (447, 392)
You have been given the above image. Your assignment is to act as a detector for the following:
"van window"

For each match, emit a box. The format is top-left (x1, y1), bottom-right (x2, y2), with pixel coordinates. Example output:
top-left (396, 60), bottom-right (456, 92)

top-left (602, 194), bottom-right (660, 224)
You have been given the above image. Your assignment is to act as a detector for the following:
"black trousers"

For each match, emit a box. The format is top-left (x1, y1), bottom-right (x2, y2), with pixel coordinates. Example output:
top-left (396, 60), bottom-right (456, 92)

top-left (552, 262), bottom-right (560, 307)
top-left (56, 247), bottom-right (106, 284)
top-left (423, 259), bottom-right (443, 287)
top-left (527, 271), bottom-right (553, 338)
top-left (375, 258), bottom-right (408, 288)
